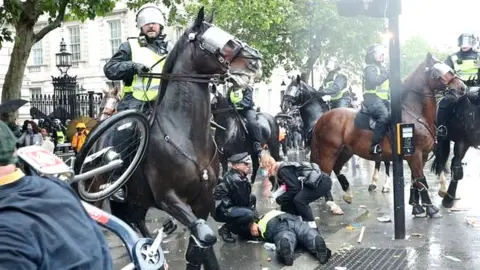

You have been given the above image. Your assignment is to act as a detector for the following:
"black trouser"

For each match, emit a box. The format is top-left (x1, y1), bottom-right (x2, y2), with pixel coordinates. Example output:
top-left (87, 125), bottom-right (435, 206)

top-left (363, 93), bottom-right (390, 146)
top-left (276, 178), bottom-right (332, 221)
top-left (330, 96), bottom-right (351, 109)
top-left (265, 214), bottom-right (320, 255)
top-left (437, 95), bottom-right (456, 128)
top-left (239, 108), bottom-right (262, 144)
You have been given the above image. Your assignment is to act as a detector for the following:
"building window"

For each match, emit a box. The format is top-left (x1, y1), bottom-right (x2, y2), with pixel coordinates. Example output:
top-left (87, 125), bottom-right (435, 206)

top-left (108, 20), bottom-right (122, 56)
top-left (30, 87), bottom-right (42, 97)
top-left (32, 41), bottom-right (43, 65)
top-left (68, 26), bottom-right (81, 64)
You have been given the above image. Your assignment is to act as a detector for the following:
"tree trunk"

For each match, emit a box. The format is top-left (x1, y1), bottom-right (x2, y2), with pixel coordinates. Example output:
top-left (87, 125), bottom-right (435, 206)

top-left (301, 56), bottom-right (318, 85)
top-left (1, 22), bottom-right (36, 101)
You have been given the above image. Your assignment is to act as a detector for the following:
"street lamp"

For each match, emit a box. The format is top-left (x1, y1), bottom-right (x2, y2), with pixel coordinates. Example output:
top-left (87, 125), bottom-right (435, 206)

top-left (52, 38), bottom-right (77, 123)
top-left (55, 38), bottom-right (72, 75)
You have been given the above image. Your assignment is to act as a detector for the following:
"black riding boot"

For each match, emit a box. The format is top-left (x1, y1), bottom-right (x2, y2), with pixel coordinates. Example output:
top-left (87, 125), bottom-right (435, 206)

top-left (370, 121), bottom-right (387, 155)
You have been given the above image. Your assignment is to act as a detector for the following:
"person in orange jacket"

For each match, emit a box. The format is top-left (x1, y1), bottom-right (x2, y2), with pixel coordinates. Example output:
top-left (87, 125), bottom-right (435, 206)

top-left (72, 122), bottom-right (89, 154)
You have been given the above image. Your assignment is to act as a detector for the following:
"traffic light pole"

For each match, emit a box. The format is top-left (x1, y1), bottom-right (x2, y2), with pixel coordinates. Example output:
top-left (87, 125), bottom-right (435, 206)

top-left (388, 0), bottom-right (406, 240)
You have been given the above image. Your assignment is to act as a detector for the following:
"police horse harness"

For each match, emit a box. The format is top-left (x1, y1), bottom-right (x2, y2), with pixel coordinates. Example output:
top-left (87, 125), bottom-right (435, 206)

top-left (310, 53), bottom-right (467, 217)
top-left (72, 8), bottom-right (263, 270)
top-left (432, 73), bottom-right (480, 208)
top-left (210, 84), bottom-right (281, 183)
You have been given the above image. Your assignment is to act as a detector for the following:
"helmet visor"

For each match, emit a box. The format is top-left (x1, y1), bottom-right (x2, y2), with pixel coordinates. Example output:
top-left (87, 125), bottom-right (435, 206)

top-left (459, 35), bottom-right (475, 49)
top-left (137, 8), bottom-right (165, 28)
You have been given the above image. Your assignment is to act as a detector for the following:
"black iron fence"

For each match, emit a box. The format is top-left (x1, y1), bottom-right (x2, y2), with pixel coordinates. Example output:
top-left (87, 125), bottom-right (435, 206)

top-left (30, 91), bottom-right (103, 123)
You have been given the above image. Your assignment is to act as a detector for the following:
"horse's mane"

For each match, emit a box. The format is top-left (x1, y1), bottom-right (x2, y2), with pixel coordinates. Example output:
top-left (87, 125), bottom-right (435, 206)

top-left (401, 60), bottom-right (427, 102)
top-left (155, 30), bottom-right (190, 106)
top-left (300, 80), bottom-right (316, 93)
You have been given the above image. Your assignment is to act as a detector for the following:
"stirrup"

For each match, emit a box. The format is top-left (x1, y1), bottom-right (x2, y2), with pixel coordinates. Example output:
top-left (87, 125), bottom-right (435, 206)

top-left (436, 125), bottom-right (447, 137)
top-left (371, 144), bottom-right (382, 155)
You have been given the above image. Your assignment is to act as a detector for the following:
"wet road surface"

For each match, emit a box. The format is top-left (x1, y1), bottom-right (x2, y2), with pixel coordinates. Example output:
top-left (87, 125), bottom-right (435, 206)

top-left (106, 148), bottom-right (480, 269)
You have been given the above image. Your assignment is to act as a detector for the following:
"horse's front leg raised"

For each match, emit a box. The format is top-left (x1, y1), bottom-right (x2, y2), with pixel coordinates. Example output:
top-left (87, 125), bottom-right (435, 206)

top-left (443, 141), bottom-right (469, 208)
top-left (408, 154), bottom-right (441, 218)
top-left (159, 190), bottom-right (216, 246)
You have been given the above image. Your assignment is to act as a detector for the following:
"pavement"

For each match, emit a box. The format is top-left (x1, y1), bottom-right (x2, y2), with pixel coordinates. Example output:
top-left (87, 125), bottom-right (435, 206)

top-left (106, 147), bottom-right (480, 270)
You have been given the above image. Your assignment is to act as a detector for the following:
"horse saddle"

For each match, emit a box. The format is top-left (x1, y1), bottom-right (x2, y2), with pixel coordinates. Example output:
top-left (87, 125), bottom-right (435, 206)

top-left (353, 104), bottom-right (380, 130)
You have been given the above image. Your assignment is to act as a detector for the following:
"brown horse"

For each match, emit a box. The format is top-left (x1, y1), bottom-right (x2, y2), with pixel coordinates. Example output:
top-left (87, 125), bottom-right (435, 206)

top-left (310, 53), bottom-right (466, 217)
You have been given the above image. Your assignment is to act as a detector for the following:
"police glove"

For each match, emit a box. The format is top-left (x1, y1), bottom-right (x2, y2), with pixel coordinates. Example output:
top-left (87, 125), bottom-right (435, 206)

top-left (132, 63), bottom-right (150, 74)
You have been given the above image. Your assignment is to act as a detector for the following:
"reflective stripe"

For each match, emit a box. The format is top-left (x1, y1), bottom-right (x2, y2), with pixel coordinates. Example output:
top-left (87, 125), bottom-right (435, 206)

top-left (121, 38), bottom-right (167, 101)
top-left (365, 65), bottom-right (390, 100)
top-left (56, 131), bottom-right (65, 144)
top-left (323, 73), bottom-right (349, 100)
top-left (229, 89), bottom-right (244, 109)
top-left (451, 55), bottom-right (478, 81)
top-left (258, 210), bottom-right (284, 238)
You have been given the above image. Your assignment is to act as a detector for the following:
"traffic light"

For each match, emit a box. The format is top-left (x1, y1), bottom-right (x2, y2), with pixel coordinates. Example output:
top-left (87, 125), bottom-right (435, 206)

top-left (336, 0), bottom-right (400, 18)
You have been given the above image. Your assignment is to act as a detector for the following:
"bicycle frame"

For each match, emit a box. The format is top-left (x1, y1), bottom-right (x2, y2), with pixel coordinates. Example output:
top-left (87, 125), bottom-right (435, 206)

top-left (16, 146), bottom-right (165, 270)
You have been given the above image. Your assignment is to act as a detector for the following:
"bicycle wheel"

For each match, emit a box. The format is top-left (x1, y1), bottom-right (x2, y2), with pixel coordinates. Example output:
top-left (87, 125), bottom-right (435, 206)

top-left (74, 110), bottom-right (150, 202)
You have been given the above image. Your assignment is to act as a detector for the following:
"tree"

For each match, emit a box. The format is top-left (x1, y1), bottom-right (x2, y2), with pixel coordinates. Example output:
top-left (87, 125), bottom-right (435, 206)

top-left (0, 0), bottom-right (179, 102)
top-left (401, 35), bottom-right (449, 78)
top-left (185, 0), bottom-right (383, 80)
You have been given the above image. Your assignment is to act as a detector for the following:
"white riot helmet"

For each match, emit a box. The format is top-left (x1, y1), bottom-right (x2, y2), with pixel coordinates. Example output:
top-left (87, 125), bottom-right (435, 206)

top-left (325, 59), bottom-right (339, 73)
top-left (136, 4), bottom-right (165, 29)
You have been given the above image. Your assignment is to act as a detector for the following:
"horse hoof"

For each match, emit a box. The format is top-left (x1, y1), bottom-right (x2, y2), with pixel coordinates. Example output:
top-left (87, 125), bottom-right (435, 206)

top-left (381, 186), bottom-right (390, 193)
top-left (368, 184), bottom-right (377, 192)
top-left (442, 197), bottom-right (455, 208)
top-left (454, 196), bottom-right (461, 200)
top-left (190, 219), bottom-right (217, 247)
top-left (438, 190), bottom-right (447, 198)
top-left (427, 206), bottom-right (442, 218)
top-left (343, 195), bottom-right (353, 204)
top-left (412, 205), bottom-right (425, 217)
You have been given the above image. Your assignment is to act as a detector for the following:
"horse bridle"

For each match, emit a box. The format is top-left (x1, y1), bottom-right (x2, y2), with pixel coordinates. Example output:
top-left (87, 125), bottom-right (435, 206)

top-left (283, 82), bottom-right (323, 112)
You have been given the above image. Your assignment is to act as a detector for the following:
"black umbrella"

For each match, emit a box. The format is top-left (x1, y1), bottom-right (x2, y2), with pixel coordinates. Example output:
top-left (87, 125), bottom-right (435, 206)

top-left (0, 99), bottom-right (28, 113)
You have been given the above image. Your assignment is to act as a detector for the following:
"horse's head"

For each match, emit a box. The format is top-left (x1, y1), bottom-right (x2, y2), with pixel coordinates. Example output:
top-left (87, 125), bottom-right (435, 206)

top-left (423, 53), bottom-right (467, 97)
top-left (282, 75), bottom-right (306, 113)
top-left (185, 7), bottom-right (263, 86)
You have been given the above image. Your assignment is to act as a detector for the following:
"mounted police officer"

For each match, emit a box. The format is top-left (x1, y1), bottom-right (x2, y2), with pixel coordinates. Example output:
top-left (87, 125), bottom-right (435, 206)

top-left (319, 59), bottom-right (351, 108)
top-left (362, 44), bottom-right (390, 155)
top-left (227, 85), bottom-right (264, 158)
top-left (104, 3), bottom-right (172, 113)
top-left (214, 152), bottom-right (257, 243)
top-left (437, 33), bottom-right (479, 138)
top-left (104, 3), bottom-right (172, 202)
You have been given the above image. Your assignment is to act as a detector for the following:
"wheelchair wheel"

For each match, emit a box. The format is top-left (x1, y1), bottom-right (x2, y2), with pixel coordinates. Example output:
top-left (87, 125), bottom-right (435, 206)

top-left (74, 110), bottom-right (150, 202)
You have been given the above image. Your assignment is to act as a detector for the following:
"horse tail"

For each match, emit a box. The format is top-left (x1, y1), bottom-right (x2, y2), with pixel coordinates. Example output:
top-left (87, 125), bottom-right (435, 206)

top-left (431, 139), bottom-right (450, 176)
top-left (265, 114), bottom-right (281, 161)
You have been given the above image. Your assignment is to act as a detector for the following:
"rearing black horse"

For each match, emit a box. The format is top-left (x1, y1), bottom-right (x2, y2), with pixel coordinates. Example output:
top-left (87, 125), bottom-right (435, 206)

top-left (431, 87), bottom-right (480, 208)
top-left (211, 86), bottom-right (281, 182)
top-left (103, 8), bottom-right (263, 269)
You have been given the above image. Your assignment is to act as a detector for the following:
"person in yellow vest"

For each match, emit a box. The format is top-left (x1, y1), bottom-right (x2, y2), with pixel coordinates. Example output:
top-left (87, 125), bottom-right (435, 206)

top-left (52, 118), bottom-right (66, 147)
top-left (362, 44), bottom-right (390, 156)
top-left (438, 33), bottom-right (479, 139)
top-left (249, 209), bottom-right (331, 266)
top-left (71, 122), bottom-right (89, 154)
top-left (104, 3), bottom-right (172, 113)
top-left (227, 85), bottom-right (264, 158)
top-left (103, 3), bottom-right (172, 202)
top-left (318, 59), bottom-right (351, 108)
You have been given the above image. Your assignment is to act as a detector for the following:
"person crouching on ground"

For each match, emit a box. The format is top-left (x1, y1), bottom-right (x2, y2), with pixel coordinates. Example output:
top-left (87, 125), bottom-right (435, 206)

top-left (260, 154), bottom-right (332, 229)
top-left (250, 209), bottom-right (331, 266)
top-left (214, 152), bottom-right (257, 242)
